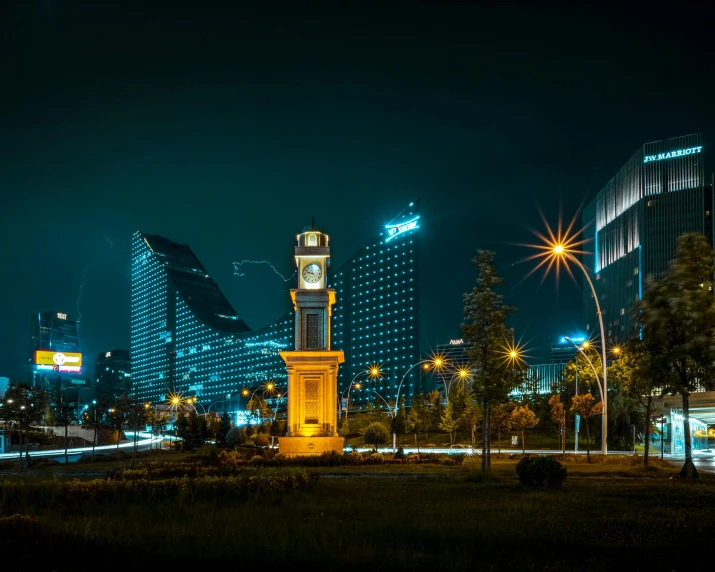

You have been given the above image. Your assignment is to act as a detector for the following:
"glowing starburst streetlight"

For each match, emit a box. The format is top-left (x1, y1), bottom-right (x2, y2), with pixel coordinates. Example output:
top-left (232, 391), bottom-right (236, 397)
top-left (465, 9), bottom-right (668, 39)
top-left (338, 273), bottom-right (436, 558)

top-left (343, 364), bottom-right (382, 419)
top-left (523, 212), bottom-right (609, 456)
top-left (167, 392), bottom-right (183, 408)
top-left (500, 339), bottom-right (529, 368)
top-left (610, 345), bottom-right (622, 357)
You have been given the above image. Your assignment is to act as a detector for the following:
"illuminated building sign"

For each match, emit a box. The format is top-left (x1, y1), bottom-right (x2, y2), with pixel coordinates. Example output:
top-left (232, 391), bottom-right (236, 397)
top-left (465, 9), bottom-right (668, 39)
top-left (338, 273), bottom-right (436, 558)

top-left (643, 146), bottom-right (702, 164)
top-left (56, 313), bottom-right (67, 320)
top-left (385, 216), bottom-right (420, 242)
top-left (449, 339), bottom-right (464, 345)
top-left (35, 350), bottom-right (83, 367)
top-left (36, 364), bottom-right (82, 373)
top-left (559, 336), bottom-right (585, 344)
top-left (106, 352), bottom-right (112, 357)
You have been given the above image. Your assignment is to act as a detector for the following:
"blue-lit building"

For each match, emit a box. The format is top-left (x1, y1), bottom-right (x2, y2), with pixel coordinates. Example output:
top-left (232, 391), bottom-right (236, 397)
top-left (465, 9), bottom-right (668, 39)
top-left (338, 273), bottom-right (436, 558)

top-left (131, 205), bottom-right (420, 413)
top-left (583, 134), bottom-right (712, 344)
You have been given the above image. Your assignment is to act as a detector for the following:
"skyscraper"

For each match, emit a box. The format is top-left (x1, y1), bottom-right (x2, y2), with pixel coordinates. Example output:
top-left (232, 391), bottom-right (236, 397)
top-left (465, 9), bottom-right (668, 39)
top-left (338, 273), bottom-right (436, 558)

top-left (29, 311), bottom-right (82, 389)
top-left (95, 350), bottom-right (132, 402)
top-left (583, 134), bottom-right (712, 343)
top-left (130, 205), bottom-right (421, 415)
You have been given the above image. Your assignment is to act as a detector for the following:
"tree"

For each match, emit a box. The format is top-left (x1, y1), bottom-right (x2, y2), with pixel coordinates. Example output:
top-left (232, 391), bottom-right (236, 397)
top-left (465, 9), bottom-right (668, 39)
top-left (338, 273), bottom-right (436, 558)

top-left (226, 426), bottom-right (246, 448)
top-left (548, 394), bottom-right (566, 460)
top-left (112, 394), bottom-right (134, 450)
top-left (391, 399), bottom-right (407, 446)
top-left (636, 233), bottom-right (715, 479)
top-left (363, 422), bottom-right (390, 451)
top-left (439, 401), bottom-right (460, 446)
top-left (510, 405), bottom-right (539, 455)
top-left (0, 384), bottom-right (47, 469)
top-left (570, 394), bottom-right (603, 463)
top-left (461, 398), bottom-right (481, 448)
top-left (426, 390), bottom-right (444, 436)
top-left (178, 409), bottom-right (208, 451)
top-left (563, 348), bottom-right (603, 393)
top-left (82, 400), bottom-right (107, 460)
top-left (616, 339), bottom-right (662, 469)
top-left (216, 412), bottom-right (231, 448)
top-left (145, 407), bottom-right (169, 450)
top-left (462, 250), bottom-right (520, 471)
top-left (406, 402), bottom-right (426, 452)
top-left (634, 234), bottom-right (715, 478)
top-left (51, 386), bottom-right (77, 465)
top-left (254, 433), bottom-right (270, 447)
top-left (175, 411), bottom-right (190, 449)
top-left (490, 403), bottom-right (511, 459)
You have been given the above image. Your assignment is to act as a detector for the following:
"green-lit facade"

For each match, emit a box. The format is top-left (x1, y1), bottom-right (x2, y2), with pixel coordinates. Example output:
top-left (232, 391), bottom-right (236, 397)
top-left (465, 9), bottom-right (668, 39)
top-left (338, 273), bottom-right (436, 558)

top-left (583, 134), bottom-right (712, 344)
top-left (130, 206), bottom-right (420, 414)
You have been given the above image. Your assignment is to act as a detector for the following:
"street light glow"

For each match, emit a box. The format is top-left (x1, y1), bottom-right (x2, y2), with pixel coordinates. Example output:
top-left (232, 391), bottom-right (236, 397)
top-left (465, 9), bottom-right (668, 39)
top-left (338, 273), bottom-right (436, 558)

top-left (354, 383), bottom-right (361, 390)
top-left (519, 211), bottom-right (588, 285)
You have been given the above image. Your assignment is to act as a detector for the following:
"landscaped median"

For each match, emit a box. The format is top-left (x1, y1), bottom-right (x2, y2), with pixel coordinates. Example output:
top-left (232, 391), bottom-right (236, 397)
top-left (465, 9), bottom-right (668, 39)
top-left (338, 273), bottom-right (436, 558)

top-left (0, 469), bottom-right (316, 513)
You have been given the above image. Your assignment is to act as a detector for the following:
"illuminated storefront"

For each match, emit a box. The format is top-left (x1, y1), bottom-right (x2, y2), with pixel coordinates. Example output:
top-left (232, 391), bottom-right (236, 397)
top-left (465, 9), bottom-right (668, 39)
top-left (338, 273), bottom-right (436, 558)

top-left (131, 204), bottom-right (420, 411)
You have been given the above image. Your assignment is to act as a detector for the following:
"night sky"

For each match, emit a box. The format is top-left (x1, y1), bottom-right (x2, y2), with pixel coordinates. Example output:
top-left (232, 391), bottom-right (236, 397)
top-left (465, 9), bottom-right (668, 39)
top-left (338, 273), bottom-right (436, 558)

top-left (2, 2), bottom-right (715, 381)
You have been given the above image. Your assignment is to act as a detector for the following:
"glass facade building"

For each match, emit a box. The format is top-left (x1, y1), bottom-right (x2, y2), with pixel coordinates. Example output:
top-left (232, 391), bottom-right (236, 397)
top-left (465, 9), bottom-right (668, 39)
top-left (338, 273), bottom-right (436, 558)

top-left (583, 134), bottom-right (712, 344)
top-left (29, 311), bottom-right (82, 389)
top-left (95, 349), bottom-right (132, 402)
top-left (131, 205), bottom-right (420, 413)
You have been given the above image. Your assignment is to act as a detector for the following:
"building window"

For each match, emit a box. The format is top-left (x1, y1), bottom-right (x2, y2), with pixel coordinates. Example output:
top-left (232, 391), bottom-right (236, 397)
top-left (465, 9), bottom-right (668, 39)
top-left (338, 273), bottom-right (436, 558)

top-left (620, 308), bottom-right (625, 315)
top-left (634, 267), bottom-right (639, 275)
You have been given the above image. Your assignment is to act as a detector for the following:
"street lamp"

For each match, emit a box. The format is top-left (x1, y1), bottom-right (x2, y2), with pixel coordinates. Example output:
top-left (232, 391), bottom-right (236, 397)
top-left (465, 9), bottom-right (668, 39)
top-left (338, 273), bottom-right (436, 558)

top-left (395, 355), bottom-right (447, 412)
top-left (343, 365), bottom-right (381, 419)
top-left (526, 220), bottom-right (609, 456)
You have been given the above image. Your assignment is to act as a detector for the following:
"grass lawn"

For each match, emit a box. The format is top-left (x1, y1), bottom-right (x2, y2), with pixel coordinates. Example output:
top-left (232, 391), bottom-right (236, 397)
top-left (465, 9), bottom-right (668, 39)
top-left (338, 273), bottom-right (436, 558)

top-left (2, 450), bottom-right (712, 571)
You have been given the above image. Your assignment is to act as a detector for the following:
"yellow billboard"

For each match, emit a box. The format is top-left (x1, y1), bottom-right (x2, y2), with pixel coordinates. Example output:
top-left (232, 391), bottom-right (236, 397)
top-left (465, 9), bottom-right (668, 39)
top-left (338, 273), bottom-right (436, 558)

top-left (35, 350), bottom-right (83, 367)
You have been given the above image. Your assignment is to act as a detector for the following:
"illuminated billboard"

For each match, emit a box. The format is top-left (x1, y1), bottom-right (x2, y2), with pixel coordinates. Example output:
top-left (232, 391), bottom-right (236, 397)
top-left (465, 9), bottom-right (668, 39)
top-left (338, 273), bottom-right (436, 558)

top-left (34, 350), bottom-right (83, 368)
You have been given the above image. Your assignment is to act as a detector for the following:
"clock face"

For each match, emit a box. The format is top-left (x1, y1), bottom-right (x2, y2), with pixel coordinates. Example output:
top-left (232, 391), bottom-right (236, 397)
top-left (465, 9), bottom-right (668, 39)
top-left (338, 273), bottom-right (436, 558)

top-left (302, 263), bottom-right (322, 284)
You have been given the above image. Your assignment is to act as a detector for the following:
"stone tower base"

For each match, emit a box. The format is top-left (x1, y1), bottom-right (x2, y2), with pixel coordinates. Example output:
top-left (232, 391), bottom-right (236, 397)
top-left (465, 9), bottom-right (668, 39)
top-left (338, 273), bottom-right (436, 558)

top-left (278, 436), bottom-right (345, 458)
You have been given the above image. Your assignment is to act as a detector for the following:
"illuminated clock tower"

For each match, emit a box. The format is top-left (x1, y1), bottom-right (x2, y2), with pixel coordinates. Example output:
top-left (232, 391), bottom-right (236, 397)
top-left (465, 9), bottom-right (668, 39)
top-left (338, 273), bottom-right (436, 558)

top-left (278, 222), bottom-right (345, 457)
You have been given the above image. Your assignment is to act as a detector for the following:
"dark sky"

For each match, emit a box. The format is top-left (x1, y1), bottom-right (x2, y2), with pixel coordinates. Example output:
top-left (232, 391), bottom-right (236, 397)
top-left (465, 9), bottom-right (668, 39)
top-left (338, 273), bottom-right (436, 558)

top-left (2, 1), bottom-right (714, 380)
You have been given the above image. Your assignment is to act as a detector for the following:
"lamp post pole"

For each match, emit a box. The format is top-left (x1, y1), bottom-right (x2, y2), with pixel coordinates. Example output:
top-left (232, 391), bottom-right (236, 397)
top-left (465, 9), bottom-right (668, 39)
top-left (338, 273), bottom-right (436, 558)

top-left (92, 400), bottom-right (98, 461)
top-left (565, 255), bottom-right (608, 456)
top-left (343, 371), bottom-right (369, 419)
top-left (564, 335), bottom-right (606, 455)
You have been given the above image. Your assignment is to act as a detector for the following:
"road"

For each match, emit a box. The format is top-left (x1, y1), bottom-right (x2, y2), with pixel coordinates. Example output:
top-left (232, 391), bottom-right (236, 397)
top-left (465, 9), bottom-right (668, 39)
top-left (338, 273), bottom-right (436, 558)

top-left (0, 431), bottom-right (163, 463)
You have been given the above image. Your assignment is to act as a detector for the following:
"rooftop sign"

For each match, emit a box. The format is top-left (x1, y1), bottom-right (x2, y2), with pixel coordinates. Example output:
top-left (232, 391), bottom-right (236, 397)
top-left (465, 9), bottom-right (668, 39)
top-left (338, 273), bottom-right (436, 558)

top-left (449, 339), bottom-right (464, 345)
top-left (385, 216), bottom-right (420, 243)
top-left (643, 146), bottom-right (702, 164)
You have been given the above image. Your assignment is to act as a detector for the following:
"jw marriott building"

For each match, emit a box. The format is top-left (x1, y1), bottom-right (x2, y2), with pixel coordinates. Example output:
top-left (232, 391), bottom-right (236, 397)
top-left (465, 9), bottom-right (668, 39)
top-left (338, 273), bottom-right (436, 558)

top-left (131, 205), bottom-right (421, 418)
top-left (583, 134), bottom-right (712, 343)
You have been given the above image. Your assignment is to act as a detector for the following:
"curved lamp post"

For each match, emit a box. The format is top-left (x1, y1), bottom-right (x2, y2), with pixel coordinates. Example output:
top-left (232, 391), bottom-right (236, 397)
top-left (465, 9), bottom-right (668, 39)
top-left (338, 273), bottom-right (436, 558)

top-left (527, 226), bottom-right (609, 456)
top-left (343, 366), bottom-right (382, 419)
top-left (564, 338), bottom-right (604, 402)
top-left (395, 356), bottom-right (447, 412)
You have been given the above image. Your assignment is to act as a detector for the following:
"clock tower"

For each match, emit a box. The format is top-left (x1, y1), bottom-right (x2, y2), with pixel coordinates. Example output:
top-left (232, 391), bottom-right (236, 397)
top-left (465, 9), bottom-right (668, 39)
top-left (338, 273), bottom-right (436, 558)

top-left (278, 221), bottom-right (345, 457)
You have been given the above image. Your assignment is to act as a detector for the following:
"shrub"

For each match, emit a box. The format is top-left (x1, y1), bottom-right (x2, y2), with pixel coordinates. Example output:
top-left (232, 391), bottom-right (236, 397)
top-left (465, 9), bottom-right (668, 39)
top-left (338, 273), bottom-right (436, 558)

top-left (363, 422), bottom-right (390, 450)
top-left (254, 434), bottom-right (270, 447)
top-left (0, 471), bottom-right (318, 513)
top-left (516, 455), bottom-right (567, 488)
top-left (226, 426), bottom-right (246, 448)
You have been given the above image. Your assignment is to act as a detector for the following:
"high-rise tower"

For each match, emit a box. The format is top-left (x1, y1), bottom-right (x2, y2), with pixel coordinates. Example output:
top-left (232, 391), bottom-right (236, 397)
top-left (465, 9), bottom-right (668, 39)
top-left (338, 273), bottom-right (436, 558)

top-left (279, 223), bottom-right (345, 457)
top-left (583, 134), bottom-right (712, 343)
